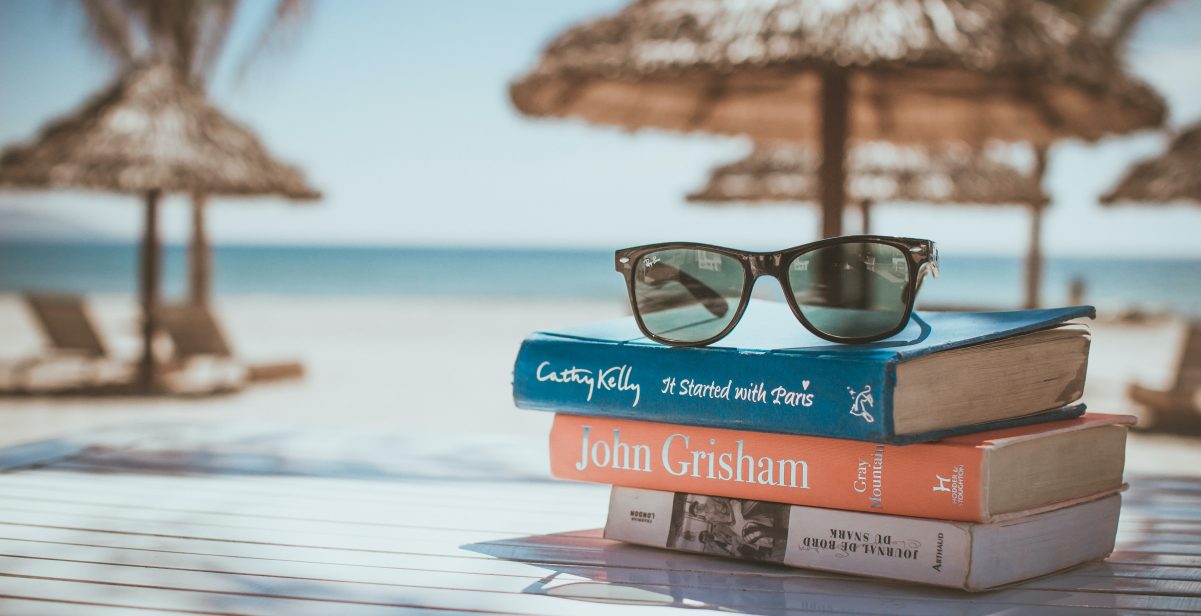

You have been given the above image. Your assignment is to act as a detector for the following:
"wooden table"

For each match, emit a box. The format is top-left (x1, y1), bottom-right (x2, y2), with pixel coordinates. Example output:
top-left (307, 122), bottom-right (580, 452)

top-left (0, 422), bottom-right (1198, 615)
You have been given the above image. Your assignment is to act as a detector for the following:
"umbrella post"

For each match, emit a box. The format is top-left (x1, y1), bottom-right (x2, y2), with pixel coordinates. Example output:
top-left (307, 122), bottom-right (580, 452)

top-left (1024, 146), bottom-right (1049, 310)
top-left (818, 69), bottom-right (849, 239)
top-left (1025, 203), bottom-right (1043, 310)
top-left (860, 198), bottom-right (873, 234)
top-left (189, 193), bottom-right (210, 306)
top-left (138, 189), bottom-right (162, 392)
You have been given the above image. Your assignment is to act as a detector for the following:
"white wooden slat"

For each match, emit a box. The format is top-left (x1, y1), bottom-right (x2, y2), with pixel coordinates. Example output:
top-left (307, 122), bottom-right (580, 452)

top-left (0, 552), bottom-right (1196, 615)
top-left (0, 491), bottom-right (606, 540)
top-left (0, 474), bottom-right (608, 528)
top-left (0, 594), bottom-right (230, 616)
top-left (1109, 552), bottom-right (1201, 568)
top-left (0, 528), bottom-right (603, 582)
top-left (1125, 479), bottom-right (1201, 493)
top-left (1120, 518), bottom-right (1201, 533)
top-left (0, 575), bottom-right (583, 616)
top-left (0, 506), bottom-right (596, 555)
top-left (47, 437), bottom-right (551, 484)
top-left (1125, 505), bottom-right (1201, 516)
top-left (1115, 543), bottom-right (1201, 557)
top-left (1117, 525), bottom-right (1201, 541)
top-left (4, 467), bottom-right (591, 514)
top-left (0, 555), bottom-right (733, 616)
top-left (1071, 563), bottom-right (1201, 582)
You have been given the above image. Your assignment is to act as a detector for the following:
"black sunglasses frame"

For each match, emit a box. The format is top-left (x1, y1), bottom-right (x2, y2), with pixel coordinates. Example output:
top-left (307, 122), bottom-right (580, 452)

top-left (615, 235), bottom-right (939, 347)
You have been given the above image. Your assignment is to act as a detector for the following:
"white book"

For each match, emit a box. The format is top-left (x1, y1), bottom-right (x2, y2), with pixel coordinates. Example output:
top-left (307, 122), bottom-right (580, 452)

top-left (605, 486), bottom-right (1121, 591)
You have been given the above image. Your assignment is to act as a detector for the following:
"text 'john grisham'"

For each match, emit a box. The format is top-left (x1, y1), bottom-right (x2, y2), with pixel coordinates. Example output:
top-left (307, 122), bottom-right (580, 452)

top-left (574, 425), bottom-right (810, 489)
top-left (535, 361), bottom-right (816, 409)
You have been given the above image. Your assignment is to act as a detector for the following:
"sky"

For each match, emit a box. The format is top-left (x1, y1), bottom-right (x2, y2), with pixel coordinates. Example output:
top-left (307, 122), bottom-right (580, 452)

top-left (0, 0), bottom-right (1199, 257)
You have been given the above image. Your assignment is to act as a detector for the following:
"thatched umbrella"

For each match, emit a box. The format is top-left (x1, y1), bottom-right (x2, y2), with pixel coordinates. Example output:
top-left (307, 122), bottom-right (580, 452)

top-left (511, 0), bottom-right (1165, 305)
top-left (0, 61), bottom-right (319, 392)
top-left (1101, 122), bottom-right (1201, 205)
top-left (688, 143), bottom-right (1046, 229)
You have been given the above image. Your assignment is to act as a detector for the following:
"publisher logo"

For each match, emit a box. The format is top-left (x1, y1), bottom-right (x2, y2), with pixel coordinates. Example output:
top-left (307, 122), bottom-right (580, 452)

top-left (847, 385), bottom-right (875, 423)
top-left (629, 510), bottom-right (655, 523)
top-left (932, 465), bottom-right (966, 506)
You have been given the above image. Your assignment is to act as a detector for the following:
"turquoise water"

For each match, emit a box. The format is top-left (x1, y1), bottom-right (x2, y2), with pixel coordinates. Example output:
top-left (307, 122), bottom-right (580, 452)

top-left (1, 241), bottom-right (1198, 315)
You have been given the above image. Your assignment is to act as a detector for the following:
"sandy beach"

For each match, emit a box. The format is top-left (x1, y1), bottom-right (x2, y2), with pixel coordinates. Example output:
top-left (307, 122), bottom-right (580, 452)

top-left (0, 293), bottom-right (1197, 475)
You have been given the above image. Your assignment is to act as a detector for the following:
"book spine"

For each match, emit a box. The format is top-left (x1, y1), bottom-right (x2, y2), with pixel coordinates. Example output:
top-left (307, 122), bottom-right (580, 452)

top-left (553, 414), bottom-right (988, 521)
top-left (514, 334), bottom-right (894, 441)
top-left (606, 486), bottom-right (974, 589)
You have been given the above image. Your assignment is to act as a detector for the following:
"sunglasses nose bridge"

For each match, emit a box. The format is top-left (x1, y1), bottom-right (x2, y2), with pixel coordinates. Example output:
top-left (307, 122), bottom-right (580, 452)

top-left (746, 253), bottom-right (777, 278)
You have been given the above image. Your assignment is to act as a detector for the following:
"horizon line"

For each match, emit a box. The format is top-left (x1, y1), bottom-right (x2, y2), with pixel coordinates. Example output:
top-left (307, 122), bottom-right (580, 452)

top-left (3, 237), bottom-right (1201, 260)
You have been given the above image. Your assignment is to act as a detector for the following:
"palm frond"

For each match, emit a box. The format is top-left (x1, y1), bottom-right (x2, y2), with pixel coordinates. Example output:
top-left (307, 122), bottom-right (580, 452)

top-left (78, 0), bottom-right (138, 65)
top-left (193, 0), bottom-right (238, 84)
top-left (234, 0), bottom-right (311, 84)
top-left (74, 0), bottom-right (307, 88)
top-left (1097, 0), bottom-right (1167, 52)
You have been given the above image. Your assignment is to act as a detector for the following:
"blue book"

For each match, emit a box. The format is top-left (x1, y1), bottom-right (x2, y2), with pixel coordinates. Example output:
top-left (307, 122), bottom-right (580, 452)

top-left (513, 300), bottom-right (1093, 444)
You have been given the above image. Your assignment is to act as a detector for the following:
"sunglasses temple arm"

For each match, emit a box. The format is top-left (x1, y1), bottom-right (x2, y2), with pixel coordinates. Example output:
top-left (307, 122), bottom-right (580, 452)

top-left (910, 311), bottom-right (932, 340)
top-left (914, 259), bottom-right (939, 291)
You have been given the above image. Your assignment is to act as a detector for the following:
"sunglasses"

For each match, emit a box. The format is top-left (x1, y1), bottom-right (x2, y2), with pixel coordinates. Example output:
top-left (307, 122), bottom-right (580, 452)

top-left (615, 236), bottom-right (939, 346)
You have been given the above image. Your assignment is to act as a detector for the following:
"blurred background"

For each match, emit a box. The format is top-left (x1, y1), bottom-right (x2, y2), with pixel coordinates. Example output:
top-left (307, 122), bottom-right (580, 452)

top-left (0, 0), bottom-right (1198, 460)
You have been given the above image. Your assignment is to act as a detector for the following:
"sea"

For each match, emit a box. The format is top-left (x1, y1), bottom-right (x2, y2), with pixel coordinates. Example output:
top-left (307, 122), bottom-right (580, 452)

top-left (1, 241), bottom-right (1198, 316)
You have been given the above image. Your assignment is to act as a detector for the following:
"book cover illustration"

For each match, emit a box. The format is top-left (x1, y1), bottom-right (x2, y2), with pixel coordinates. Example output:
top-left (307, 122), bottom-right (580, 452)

top-left (665, 493), bottom-right (791, 563)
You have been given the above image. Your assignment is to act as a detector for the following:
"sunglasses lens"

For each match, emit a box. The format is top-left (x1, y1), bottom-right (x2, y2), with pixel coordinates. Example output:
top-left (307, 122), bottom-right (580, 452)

top-left (787, 242), bottom-right (911, 340)
top-left (633, 248), bottom-right (746, 344)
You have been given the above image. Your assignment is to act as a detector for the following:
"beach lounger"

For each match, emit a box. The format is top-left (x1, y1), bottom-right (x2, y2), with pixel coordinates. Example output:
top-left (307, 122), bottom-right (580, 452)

top-left (157, 303), bottom-right (305, 388)
top-left (2, 294), bottom-right (132, 392)
top-left (25, 294), bottom-right (109, 359)
top-left (1129, 321), bottom-right (1201, 431)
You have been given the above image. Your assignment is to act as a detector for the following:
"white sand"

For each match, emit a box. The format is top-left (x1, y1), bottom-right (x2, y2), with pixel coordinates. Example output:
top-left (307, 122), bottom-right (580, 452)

top-left (0, 294), bottom-right (1196, 474)
top-left (0, 294), bottom-right (620, 445)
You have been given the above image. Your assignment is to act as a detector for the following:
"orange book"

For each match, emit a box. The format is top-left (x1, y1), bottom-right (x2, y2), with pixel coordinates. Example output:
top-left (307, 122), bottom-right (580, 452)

top-left (549, 413), bottom-right (1133, 522)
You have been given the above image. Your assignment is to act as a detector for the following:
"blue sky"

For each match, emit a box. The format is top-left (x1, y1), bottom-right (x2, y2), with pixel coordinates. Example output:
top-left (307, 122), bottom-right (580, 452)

top-left (1, 0), bottom-right (1199, 256)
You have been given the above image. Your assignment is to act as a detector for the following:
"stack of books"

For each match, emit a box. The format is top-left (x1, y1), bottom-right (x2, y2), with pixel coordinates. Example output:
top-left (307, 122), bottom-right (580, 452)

top-left (512, 299), bottom-right (1133, 590)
